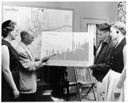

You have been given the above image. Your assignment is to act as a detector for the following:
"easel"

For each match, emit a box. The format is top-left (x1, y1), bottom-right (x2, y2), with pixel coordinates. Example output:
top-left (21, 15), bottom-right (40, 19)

top-left (73, 67), bottom-right (98, 101)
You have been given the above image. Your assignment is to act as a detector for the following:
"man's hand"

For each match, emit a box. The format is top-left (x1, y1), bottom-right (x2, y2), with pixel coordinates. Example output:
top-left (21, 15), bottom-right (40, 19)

top-left (41, 54), bottom-right (56, 63)
top-left (89, 65), bottom-right (96, 70)
top-left (42, 57), bottom-right (49, 62)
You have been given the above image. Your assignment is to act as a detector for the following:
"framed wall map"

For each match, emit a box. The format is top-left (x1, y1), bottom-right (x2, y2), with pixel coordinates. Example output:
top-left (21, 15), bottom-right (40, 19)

top-left (2, 5), bottom-right (73, 59)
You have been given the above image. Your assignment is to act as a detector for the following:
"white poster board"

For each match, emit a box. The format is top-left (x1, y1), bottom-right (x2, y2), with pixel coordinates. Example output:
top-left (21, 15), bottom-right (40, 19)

top-left (41, 32), bottom-right (94, 67)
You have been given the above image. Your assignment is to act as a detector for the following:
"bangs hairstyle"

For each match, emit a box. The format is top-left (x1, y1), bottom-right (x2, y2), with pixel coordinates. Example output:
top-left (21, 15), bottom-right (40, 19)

top-left (112, 22), bottom-right (126, 36)
top-left (2, 20), bottom-right (16, 38)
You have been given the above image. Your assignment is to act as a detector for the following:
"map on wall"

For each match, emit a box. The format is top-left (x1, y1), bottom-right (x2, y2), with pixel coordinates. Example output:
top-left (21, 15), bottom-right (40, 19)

top-left (41, 32), bottom-right (94, 67)
top-left (2, 5), bottom-right (73, 58)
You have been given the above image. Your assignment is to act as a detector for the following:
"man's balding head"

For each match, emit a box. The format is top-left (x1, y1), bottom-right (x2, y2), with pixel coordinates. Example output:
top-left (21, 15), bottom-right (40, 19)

top-left (20, 30), bottom-right (34, 45)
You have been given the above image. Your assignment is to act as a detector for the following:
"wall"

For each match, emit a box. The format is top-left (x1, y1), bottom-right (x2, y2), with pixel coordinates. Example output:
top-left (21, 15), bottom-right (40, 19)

top-left (2, 2), bottom-right (118, 81)
top-left (2, 2), bottom-right (118, 32)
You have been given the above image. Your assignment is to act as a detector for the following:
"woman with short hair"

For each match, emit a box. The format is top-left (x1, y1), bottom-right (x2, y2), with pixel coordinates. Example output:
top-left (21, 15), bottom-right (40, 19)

top-left (104, 21), bottom-right (126, 101)
top-left (2, 20), bottom-right (21, 101)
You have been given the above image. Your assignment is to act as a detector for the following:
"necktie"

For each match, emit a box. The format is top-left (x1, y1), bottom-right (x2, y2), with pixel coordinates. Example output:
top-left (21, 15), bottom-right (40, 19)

top-left (96, 42), bottom-right (103, 57)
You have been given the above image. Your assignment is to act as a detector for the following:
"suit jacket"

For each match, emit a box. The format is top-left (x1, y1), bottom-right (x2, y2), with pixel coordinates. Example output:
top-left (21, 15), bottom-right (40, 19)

top-left (16, 42), bottom-right (41, 93)
top-left (92, 36), bottom-right (114, 82)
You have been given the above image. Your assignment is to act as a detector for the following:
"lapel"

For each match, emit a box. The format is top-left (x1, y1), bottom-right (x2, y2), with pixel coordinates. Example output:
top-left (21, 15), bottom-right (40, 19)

top-left (94, 41), bottom-right (108, 63)
top-left (94, 36), bottom-right (111, 62)
top-left (20, 42), bottom-right (34, 61)
top-left (98, 42), bottom-right (106, 55)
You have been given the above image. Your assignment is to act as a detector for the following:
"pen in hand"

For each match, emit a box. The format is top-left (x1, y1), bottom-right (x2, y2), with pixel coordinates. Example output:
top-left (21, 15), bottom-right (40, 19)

top-left (42, 57), bottom-right (49, 62)
top-left (42, 54), bottom-right (56, 63)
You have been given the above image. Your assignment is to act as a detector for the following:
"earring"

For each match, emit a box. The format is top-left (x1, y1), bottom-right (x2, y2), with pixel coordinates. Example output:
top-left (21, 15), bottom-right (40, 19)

top-left (116, 31), bottom-right (119, 34)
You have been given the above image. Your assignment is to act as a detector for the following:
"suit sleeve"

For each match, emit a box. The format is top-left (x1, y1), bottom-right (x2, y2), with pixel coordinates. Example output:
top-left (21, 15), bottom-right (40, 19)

top-left (18, 52), bottom-right (42, 71)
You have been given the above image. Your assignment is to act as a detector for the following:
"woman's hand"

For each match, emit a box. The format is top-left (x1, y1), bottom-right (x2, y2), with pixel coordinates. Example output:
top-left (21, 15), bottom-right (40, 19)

top-left (114, 86), bottom-right (121, 98)
top-left (13, 89), bottom-right (20, 99)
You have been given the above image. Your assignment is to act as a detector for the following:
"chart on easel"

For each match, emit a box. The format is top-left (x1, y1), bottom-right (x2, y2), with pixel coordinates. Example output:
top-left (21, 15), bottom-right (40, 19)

top-left (41, 32), bottom-right (94, 67)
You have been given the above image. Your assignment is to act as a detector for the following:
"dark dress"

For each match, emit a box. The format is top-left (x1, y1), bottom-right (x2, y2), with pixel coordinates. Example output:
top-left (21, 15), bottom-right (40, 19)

top-left (2, 39), bottom-right (22, 101)
top-left (104, 38), bottom-right (126, 101)
top-left (110, 38), bottom-right (126, 73)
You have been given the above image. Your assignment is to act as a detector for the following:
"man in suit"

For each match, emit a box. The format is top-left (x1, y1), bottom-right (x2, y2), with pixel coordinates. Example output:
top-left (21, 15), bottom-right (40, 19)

top-left (16, 31), bottom-right (49, 101)
top-left (90, 23), bottom-right (114, 101)
top-left (92, 23), bottom-right (114, 81)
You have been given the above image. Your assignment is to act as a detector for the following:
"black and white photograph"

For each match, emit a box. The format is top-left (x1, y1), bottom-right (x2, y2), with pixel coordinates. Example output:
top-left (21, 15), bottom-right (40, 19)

top-left (1, 0), bottom-right (127, 102)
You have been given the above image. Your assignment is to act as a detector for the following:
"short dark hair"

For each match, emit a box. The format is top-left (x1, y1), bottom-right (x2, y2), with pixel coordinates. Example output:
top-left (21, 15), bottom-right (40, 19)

top-left (2, 20), bottom-right (16, 38)
top-left (97, 23), bottom-right (111, 32)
